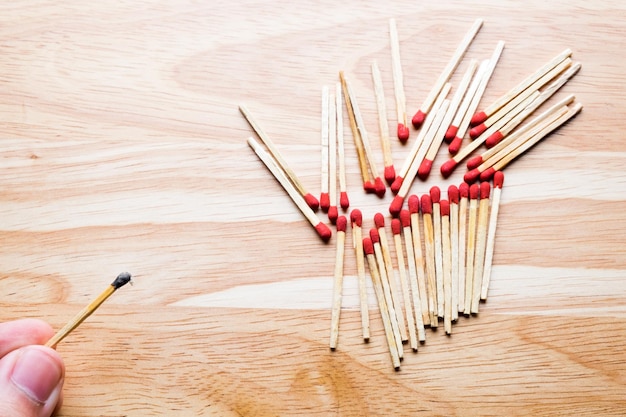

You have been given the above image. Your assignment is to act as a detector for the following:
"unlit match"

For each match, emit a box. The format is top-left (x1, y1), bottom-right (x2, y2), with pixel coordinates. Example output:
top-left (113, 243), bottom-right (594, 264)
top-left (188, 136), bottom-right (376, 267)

top-left (329, 216), bottom-right (347, 350)
top-left (389, 18), bottom-right (410, 142)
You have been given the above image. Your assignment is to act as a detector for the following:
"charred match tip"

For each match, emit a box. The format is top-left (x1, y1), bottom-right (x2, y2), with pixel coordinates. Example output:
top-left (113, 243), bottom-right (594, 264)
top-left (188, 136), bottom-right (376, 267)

top-left (112, 272), bottom-right (132, 289)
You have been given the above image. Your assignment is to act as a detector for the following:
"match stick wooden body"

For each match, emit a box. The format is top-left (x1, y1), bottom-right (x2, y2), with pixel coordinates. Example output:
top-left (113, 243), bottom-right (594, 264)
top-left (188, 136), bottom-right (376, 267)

top-left (471, 182), bottom-right (491, 314)
top-left (372, 61), bottom-right (396, 183)
top-left (351, 210), bottom-right (370, 341)
top-left (481, 172), bottom-right (504, 300)
top-left (329, 216), bottom-right (347, 350)
top-left (457, 183), bottom-right (469, 313)
top-left (389, 18), bottom-right (409, 141)
top-left (363, 238), bottom-right (401, 370)
top-left (430, 187), bottom-right (445, 319)
top-left (417, 98), bottom-right (456, 180)
top-left (411, 18), bottom-right (483, 128)
top-left (471, 48), bottom-right (573, 125)
top-left (408, 195), bottom-right (430, 327)
top-left (327, 91), bottom-right (338, 223)
top-left (400, 209), bottom-right (426, 342)
top-left (320, 86), bottom-right (330, 212)
top-left (392, 218), bottom-right (418, 351)
top-left (421, 194), bottom-right (438, 326)
top-left (440, 200), bottom-right (453, 334)
top-left (464, 184), bottom-right (479, 315)
top-left (247, 137), bottom-right (331, 242)
top-left (240, 105), bottom-right (319, 210)
top-left (336, 83), bottom-right (350, 210)
top-left (46, 273), bottom-right (132, 348)
top-left (448, 185), bottom-right (460, 321)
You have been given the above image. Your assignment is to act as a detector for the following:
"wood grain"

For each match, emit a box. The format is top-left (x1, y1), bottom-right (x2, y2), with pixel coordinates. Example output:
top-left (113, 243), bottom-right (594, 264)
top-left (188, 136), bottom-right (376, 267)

top-left (1, 1), bottom-right (626, 415)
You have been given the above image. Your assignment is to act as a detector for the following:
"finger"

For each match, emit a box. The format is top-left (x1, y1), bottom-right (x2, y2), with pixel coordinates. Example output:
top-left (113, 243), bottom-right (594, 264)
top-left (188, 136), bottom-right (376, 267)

top-left (0, 319), bottom-right (54, 358)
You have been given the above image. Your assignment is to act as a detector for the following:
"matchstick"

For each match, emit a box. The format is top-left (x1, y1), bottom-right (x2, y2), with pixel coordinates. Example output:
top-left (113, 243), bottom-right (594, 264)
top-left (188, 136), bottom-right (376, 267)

top-left (440, 200), bottom-right (453, 334)
top-left (370, 228), bottom-right (404, 358)
top-left (430, 186), bottom-right (445, 319)
top-left (240, 105), bottom-right (320, 210)
top-left (330, 216), bottom-right (348, 350)
top-left (374, 213), bottom-right (408, 343)
top-left (392, 218), bottom-right (418, 351)
top-left (247, 137), bottom-right (332, 242)
top-left (420, 194), bottom-right (438, 326)
top-left (351, 209), bottom-right (370, 341)
top-left (481, 171), bottom-right (504, 300)
top-left (442, 59), bottom-right (479, 144)
top-left (408, 195), bottom-right (430, 327)
top-left (470, 48), bottom-right (573, 126)
top-left (464, 183), bottom-right (479, 315)
top-left (320, 86), bottom-right (330, 212)
top-left (417, 97), bottom-right (455, 180)
top-left (448, 185), bottom-right (460, 322)
top-left (411, 18), bottom-right (483, 128)
top-left (363, 237), bottom-right (401, 370)
top-left (471, 182), bottom-right (491, 314)
top-left (447, 41), bottom-right (505, 157)
top-left (400, 209), bottom-right (426, 342)
top-left (389, 18), bottom-right (409, 142)
top-left (372, 61), bottom-right (396, 183)
top-left (336, 83), bottom-right (350, 210)
top-left (327, 91), bottom-right (339, 223)
top-left (457, 183), bottom-right (469, 314)
top-left (46, 272), bottom-right (132, 348)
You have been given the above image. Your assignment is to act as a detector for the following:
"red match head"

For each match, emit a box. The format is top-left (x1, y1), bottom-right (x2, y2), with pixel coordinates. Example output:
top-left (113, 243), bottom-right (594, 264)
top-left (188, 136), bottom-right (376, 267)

top-left (389, 195), bottom-right (404, 217)
top-left (493, 171), bottom-right (505, 189)
top-left (445, 125), bottom-right (458, 143)
top-left (315, 222), bottom-right (332, 242)
top-left (466, 155), bottom-right (483, 170)
top-left (336, 215), bottom-right (347, 233)
top-left (459, 182), bottom-right (470, 198)
top-left (417, 159), bottom-right (433, 181)
top-left (339, 191), bottom-right (350, 210)
top-left (480, 181), bottom-right (491, 199)
top-left (412, 109), bottom-right (426, 128)
top-left (374, 177), bottom-right (386, 198)
top-left (486, 131), bottom-right (504, 148)
top-left (363, 237), bottom-right (374, 255)
top-left (364, 181), bottom-right (376, 193)
top-left (469, 183), bottom-right (480, 199)
top-left (440, 159), bottom-right (458, 178)
top-left (448, 184), bottom-right (459, 204)
top-left (384, 165), bottom-right (396, 185)
top-left (469, 123), bottom-right (486, 139)
top-left (463, 169), bottom-right (481, 184)
top-left (408, 195), bottom-right (420, 214)
top-left (369, 228), bottom-right (380, 244)
top-left (400, 209), bottom-right (411, 228)
top-left (429, 186), bottom-right (441, 203)
top-left (304, 193), bottom-right (320, 212)
top-left (391, 218), bottom-right (402, 235)
top-left (420, 194), bottom-right (433, 214)
top-left (480, 167), bottom-right (496, 182)
top-left (328, 206), bottom-right (338, 224)
top-left (397, 123), bottom-right (410, 143)
top-left (320, 192), bottom-right (330, 212)
top-left (374, 212), bottom-right (385, 229)
top-left (350, 209), bottom-right (363, 227)
top-left (390, 176), bottom-right (404, 194)
top-left (470, 111), bottom-right (487, 126)
top-left (440, 199), bottom-right (450, 216)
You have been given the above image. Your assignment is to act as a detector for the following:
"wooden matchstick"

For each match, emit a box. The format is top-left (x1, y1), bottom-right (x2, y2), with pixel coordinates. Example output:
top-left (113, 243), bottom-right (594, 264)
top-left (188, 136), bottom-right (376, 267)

top-left (328, 91), bottom-right (339, 224)
top-left (448, 185), bottom-right (460, 322)
top-left (363, 237), bottom-right (401, 370)
top-left (471, 182), bottom-right (491, 314)
top-left (320, 86), bottom-right (330, 212)
top-left (389, 18), bottom-right (409, 142)
top-left (420, 194), bottom-right (438, 326)
top-left (457, 183), bottom-right (469, 314)
top-left (430, 186), bottom-right (445, 319)
top-left (408, 195), bottom-right (430, 327)
top-left (351, 209), bottom-right (370, 341)
top-left (411, 18), bottom-right (483, 128)
top-left (239, 105), bottom-right (320, 210)
top-left (247, 137), bottom-right (332, 242)
top-left (400, 209), bottom-right (426, 342)
top-left (440, 200), bottom-right (453, 334)
top-left (371, 61), bottom-right (396, 184)
top-left (336, 83), bottom-right (350, 210)
top-left (481, 171), bottom-right (504, 300)
top-left (442, 59), bottom-right (479, 144)
top-left (330, 216), bottom-right (347, 350)
top-left (464, 184), bottom-right (479, 315)
top-left (46, 272), bottom-right (132, 348)
top-left (392, 218), bottom-right (418, 351)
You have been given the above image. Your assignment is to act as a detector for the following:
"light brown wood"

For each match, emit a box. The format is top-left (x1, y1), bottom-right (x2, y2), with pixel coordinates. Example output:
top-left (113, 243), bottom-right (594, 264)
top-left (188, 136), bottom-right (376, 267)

top-left (329, 226), bottom-right (346, 350)
top-left (392, 226), bottom-right (418, 351)
top-left (471, 186), bottom-right (491, 314)
top-left (351, 219), bottom-right (370, 341)
top-left (2, 2), bottom-right (626, 415)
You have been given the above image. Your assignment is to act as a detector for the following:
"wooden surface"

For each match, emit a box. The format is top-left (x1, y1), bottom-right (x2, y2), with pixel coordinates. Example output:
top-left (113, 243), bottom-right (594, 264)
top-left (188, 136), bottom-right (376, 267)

top-left (2, 1), bottom-right (626, 415)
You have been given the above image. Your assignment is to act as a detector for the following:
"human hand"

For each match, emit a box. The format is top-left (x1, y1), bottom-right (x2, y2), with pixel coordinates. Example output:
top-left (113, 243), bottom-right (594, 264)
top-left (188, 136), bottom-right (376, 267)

top-left (0, 319), bottom-right (65, 417)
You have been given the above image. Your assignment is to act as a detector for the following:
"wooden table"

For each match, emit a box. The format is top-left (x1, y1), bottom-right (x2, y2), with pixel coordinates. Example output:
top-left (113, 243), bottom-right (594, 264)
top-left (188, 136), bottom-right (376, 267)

top-left (2, 1), bottom-right (625, 415)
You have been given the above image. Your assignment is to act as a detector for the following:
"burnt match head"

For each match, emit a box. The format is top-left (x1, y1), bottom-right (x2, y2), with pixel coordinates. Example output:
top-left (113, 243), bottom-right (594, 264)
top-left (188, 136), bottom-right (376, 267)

top-left (111, 272), bottom-right (132, 289)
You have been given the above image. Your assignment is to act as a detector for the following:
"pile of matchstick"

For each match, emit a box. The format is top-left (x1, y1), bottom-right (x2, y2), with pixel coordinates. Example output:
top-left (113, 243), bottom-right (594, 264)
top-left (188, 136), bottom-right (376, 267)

top-left (240, 17), bottom-right (582, 370)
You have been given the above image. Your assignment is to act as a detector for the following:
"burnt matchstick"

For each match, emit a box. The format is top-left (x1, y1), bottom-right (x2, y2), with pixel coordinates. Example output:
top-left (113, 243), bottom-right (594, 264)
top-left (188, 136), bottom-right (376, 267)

top-left (408, 195), bottom-right (430, 327)
top-left (363, 237), bottom-right (401, 370)
top-left (440, 200), bottom-right (453, 335)
top-left (330, 216), bottom-right (348, 350)
top-left (336, 83), bottom-right (350, 210)
top-left (448, 185), bottom-right (460, 322)
top-left (470, 48), bottom-right (573, 126)
top-left (247, 137), bottom-right (332, 242)
top-left (430, 187), bottom-right (445, 319)
top-left (471, 182), bottom-right (491, 314)
top-left (389, 18), bottom-right (410, 142)
top-left (351, 209), bottom-right (370, 341)
top-left (400, 209), bottom-right (426, 342)
top-left (320, 86), bottom-right (331, 212)
top-left (371, 60), bottom-right (397, 184)
top-left (46, 272), bottom-right (132, 348)
top-left (411, 18), bottom-right (483, 128)
top-left (239, 105), bottom-right (319, 211)
top-left (463, 183), bottom-right (480, 316)
top-left (481, 171), bottom-right (504, 300)
top-left (392, 218), bottom-right (419, 351)
top-left (457, 183), bottom-right (470, 314)
top-left (420, 194), bottom-right (438, 326)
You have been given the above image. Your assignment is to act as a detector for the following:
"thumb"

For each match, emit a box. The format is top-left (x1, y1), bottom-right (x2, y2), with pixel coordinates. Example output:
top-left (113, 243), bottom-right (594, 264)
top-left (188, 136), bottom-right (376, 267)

top-left (0, 346), bottom-right (64, 417)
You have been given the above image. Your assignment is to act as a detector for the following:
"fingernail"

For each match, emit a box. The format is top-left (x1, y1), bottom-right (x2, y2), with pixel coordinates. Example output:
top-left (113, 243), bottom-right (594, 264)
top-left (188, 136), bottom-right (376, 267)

top-left (10, 347), bottom-right (63, 404)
